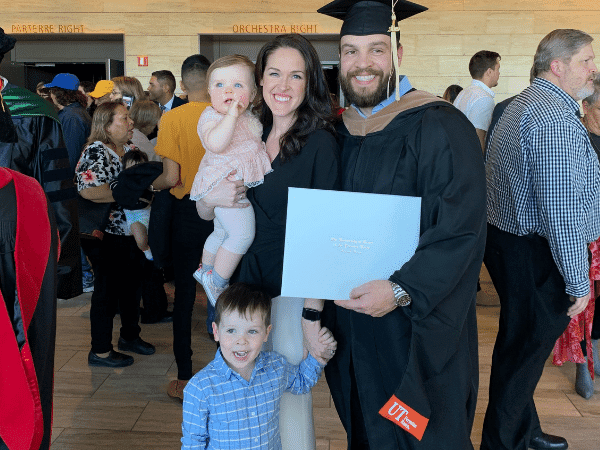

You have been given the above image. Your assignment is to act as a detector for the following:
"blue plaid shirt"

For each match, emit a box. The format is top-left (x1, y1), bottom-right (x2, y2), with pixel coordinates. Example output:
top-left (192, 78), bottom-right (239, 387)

top-left (486, 77), bottom-right (600, 297)
top-left (181, 350), bottom-right (323, 450)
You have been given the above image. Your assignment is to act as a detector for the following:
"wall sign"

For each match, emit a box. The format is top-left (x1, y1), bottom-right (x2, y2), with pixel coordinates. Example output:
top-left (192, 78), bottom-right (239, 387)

top-left (11, 24), bottom-right (85, 33)
top-left (232, 24), bottom-right (318, 33)
top-left (137, 56), bottom-right (149, 67)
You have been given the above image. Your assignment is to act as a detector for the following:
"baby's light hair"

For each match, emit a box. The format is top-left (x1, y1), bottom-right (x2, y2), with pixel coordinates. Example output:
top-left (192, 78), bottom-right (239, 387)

top-left (206, 54), bottom-right (257, 93)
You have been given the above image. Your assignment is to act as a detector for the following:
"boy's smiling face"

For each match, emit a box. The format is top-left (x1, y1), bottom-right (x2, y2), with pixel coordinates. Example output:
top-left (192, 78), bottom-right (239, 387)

top-left (212, 309), bottom-right (271, 381)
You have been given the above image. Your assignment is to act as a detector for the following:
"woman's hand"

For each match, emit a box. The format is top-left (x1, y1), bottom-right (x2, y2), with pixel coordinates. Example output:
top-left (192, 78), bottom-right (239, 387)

top-left (302, 319), bottom-right (337, 365)
top-left (201, 170), bottom-right (249, 209)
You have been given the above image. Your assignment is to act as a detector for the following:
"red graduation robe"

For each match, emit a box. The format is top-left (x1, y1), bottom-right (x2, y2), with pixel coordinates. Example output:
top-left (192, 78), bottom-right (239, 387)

top-left (0, 168), bottom-right (58, 450)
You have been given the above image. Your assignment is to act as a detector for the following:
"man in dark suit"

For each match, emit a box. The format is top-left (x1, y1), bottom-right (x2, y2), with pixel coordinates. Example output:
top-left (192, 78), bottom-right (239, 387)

top-left (147, 70), bottom-right (186, 112)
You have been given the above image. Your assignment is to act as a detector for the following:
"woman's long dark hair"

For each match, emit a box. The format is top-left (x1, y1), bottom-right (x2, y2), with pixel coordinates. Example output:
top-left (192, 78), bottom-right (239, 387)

top-left (254, 34), bottom-right (336, 162)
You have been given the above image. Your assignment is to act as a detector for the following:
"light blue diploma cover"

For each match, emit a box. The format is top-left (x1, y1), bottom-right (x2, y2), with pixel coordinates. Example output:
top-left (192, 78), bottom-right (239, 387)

top-left (281, 188), bottom-right (421, 300)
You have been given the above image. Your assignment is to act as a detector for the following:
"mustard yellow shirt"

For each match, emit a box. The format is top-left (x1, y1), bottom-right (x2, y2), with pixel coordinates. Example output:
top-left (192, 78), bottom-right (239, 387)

top-left (154, 102), bottom-right (210, 199)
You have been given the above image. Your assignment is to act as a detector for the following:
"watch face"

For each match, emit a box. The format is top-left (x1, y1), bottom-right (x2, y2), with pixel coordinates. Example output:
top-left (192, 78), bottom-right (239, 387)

top-left (397, 294), bottom-right (411, 307)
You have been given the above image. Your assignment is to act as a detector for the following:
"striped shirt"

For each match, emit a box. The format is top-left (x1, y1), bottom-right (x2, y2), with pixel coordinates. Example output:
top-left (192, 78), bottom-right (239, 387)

top-left (485, 77), bottom-right (600, 297)
top-left (181, 350), bottom-right (323, 450)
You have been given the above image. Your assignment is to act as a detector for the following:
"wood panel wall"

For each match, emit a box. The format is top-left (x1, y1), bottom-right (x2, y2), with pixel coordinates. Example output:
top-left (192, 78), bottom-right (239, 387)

top-left (3, 0), bottom-right (600, 100)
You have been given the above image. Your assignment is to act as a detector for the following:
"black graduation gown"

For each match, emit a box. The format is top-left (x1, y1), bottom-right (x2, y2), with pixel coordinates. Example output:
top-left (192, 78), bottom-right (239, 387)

top-left (322, 91), bottom-right (487, 449)
top-left (236, 128), bottom-right (340, 297)
top-left (1, 83), bottom-right (82, 299)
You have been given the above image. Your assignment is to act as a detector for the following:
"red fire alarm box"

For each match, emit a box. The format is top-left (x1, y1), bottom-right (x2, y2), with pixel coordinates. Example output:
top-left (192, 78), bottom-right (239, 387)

top-left (137, 56), bottom-right (149, 67)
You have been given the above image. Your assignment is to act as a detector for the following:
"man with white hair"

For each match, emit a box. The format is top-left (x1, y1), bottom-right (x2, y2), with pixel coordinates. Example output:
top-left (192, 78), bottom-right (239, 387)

top-left (483, 29), bottom-right (600, 450)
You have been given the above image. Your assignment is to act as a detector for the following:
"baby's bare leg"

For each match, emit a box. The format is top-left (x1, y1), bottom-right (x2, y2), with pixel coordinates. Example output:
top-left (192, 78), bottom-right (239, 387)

top-left (214, 247), bottom-right (244, 280)
top-left (130, 222), bottom-right (149, 251)
top-left (202, 249), bottom-right (216, 268)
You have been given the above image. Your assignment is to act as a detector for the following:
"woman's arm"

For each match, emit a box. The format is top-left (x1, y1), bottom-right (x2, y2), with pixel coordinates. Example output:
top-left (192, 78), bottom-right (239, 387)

top-left (302, 298), bottom-right (336, 365)
top-left (79, 184), bottom-right (114, 203)
top-left (151, 157), bottom-right (180, 190)
top-left (195, 170), bottom-right (250, 220)
top-left (300, 133), bottom-right (341, 363)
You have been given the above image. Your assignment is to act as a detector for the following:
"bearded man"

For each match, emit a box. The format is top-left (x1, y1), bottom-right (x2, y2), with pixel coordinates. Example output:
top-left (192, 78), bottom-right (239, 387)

top-left (317, 0), bottom-right (487, 448)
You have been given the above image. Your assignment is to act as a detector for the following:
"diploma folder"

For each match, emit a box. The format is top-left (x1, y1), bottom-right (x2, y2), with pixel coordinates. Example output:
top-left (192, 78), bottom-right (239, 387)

top-left (281, 188), bottom-right (421, 300)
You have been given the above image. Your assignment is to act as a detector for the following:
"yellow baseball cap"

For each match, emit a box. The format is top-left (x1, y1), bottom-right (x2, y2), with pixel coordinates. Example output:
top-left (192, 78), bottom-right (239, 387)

top-left (89, 80), bottom-right (114, 98)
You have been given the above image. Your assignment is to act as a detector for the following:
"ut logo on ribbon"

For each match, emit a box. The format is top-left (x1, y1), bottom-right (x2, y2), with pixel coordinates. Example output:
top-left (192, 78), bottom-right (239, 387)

top-left (379, 395), bottom-right (429, 441)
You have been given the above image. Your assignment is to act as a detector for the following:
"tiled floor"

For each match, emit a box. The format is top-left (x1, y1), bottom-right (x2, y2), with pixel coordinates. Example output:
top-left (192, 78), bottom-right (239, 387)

top-left (50, 269), bottom-right (600, 449)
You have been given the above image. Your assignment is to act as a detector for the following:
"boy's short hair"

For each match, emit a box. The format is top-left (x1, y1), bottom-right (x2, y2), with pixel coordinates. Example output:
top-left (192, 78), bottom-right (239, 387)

top-left (122, 148), bottom-right (149, 168)
top-left (214, 283), bottom-right (272, 328)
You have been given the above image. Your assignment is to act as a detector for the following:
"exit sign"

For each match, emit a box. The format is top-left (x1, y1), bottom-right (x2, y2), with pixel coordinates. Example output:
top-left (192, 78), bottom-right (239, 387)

top-left (137, 56), bottom-right (148, 67)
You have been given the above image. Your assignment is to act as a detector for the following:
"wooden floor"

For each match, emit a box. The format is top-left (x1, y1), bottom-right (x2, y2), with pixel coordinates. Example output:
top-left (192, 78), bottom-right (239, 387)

top-left (50, 268), bottom-right (600, 449)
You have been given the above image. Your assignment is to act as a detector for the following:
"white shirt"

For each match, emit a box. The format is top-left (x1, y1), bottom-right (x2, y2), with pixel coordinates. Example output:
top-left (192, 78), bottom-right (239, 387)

top-left (161, 95), bottom-right (175, 112)
top-left (453, 79), bottom-right (495, 131)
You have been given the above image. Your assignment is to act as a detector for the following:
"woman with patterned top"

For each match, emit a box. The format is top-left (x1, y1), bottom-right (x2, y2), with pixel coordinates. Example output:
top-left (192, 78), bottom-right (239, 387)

top-left (76, 101), bottom-right (156, 368)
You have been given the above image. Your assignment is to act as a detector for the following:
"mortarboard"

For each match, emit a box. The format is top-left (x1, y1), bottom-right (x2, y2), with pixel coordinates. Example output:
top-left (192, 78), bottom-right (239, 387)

top-left (0, 27), bottom-right (17, 57)
top-left (317, 0), bottom-right (427, 37)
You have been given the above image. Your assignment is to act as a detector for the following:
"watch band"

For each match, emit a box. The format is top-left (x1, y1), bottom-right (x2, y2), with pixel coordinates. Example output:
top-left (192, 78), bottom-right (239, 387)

top-left (389, 281), bottom-right (412, 307)
top-left (302, 307), bottom-right (322, 321)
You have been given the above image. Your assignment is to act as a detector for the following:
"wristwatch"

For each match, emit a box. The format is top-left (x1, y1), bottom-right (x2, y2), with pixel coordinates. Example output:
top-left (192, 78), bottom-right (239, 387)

top-left (302, 308), bottom-right (322, 321)
top-left (389, 281), bottom-right (412, 307)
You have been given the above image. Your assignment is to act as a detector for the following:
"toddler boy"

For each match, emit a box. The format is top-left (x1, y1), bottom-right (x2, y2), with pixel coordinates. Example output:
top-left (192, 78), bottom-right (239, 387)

top-left (181, 282), bottom-right (335, 449)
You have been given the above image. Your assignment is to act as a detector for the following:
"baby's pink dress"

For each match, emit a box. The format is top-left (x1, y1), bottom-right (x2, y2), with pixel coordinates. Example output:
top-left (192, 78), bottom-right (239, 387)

top-left (190, 107), bottom-right (272, 200)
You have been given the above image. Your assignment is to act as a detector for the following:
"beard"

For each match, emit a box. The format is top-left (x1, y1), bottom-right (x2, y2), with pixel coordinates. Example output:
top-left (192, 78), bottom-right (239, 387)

top-left (576, 83), bottom-right (595, 101)
top-left (571, 72), bottom-right (597, 101)
top-left (339, 67), bottom-right (396, 108)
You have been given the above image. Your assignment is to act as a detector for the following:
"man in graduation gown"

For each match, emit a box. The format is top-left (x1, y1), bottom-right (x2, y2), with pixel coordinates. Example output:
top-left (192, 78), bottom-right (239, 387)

top-left (0, 167), bottom-right (59, 450)
top-left (0, 28), bottom-right (82, 300)
top-left (318, 1), bottom-right (487, 448)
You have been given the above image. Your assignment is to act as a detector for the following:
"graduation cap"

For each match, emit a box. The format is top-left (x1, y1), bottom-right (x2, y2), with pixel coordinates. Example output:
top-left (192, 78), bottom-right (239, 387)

top-left (318, 0), bottom-right (427, 101)
top-left (317, 0), bottom-right (427, 37)
top-left (0, 27), bottom-right (17, 57)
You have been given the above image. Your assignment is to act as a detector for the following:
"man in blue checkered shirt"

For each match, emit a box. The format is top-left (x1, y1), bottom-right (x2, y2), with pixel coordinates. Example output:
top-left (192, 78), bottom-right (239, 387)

top-left (482, 29), bottom-right (600, 450)
top-left (181, 283), bottom-right (336, 449)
